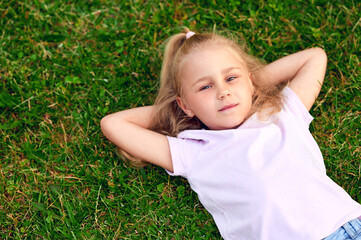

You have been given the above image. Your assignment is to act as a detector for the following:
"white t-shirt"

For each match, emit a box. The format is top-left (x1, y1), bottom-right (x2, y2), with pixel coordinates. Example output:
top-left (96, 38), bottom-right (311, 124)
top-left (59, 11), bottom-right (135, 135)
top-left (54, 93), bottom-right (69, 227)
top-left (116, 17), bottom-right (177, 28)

top-left (167, 87), bottom-right (361, 240)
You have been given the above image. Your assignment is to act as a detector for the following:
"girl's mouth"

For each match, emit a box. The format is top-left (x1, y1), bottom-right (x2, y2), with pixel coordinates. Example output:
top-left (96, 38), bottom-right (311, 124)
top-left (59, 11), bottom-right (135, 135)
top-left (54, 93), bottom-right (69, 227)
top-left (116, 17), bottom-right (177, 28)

top-left (219, 103), bottom-right (239, 112)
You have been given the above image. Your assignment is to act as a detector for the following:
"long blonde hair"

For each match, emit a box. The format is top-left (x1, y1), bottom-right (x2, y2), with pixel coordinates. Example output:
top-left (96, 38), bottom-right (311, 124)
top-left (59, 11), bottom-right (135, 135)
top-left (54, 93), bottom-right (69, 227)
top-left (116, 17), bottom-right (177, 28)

top-left (121, 28), bottom-right (285, 166)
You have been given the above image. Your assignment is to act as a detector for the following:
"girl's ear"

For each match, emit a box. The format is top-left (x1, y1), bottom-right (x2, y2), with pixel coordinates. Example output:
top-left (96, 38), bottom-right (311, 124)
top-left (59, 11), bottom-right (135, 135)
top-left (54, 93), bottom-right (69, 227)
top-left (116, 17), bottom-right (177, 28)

top-left (176, 96), bottom-right (194, 117)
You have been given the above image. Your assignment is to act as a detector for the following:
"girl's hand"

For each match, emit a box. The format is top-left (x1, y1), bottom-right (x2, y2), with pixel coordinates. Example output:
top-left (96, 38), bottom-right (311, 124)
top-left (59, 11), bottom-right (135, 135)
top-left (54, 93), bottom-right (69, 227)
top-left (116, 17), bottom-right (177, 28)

top-left (100, 106), bottom-right (173, 172)
top-left (262, 48), bottom-right (327, 110)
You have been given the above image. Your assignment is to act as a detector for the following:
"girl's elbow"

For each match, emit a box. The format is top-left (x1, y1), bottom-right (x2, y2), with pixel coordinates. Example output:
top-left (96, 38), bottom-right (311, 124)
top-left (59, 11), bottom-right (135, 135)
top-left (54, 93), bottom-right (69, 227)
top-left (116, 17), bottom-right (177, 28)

top-left (100, 115), bottom-right (113, 134)
top-left (313, 47), bottom-right (327, 64)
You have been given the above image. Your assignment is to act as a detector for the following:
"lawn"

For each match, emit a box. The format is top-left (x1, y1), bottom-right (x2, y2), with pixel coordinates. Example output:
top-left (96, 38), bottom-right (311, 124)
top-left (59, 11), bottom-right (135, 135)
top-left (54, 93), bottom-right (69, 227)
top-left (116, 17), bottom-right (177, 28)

top-left (1, 0), bottom-right (360, 239)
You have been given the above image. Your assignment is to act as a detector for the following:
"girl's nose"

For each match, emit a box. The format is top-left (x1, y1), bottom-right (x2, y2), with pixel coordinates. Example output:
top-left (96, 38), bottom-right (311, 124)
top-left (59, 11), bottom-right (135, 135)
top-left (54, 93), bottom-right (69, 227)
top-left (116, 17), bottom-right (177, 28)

top-left (217, 84), bottom-right (231, 99)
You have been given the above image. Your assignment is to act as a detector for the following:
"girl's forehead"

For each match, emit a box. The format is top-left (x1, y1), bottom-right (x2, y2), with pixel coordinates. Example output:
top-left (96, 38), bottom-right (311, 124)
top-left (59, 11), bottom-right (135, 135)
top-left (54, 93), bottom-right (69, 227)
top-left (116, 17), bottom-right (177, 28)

top-left (180, 44), bottom-right (248, 72)
top-left (180, 45), bottom-right (249, 85)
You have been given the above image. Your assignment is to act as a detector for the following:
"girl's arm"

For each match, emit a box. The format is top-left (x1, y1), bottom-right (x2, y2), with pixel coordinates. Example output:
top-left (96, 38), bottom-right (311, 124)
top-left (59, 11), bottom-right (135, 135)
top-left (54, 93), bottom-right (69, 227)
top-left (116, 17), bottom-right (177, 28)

top-left (261, 47), bottom-right (327, 110)
top-left (100, 106), bottom-right (173, 172)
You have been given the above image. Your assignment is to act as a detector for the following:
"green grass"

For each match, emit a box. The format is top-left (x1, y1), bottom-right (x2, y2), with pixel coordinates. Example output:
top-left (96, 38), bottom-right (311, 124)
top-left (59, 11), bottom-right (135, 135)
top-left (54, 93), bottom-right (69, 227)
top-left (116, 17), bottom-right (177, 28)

top-left (1, 0), bottom-right (360, 239)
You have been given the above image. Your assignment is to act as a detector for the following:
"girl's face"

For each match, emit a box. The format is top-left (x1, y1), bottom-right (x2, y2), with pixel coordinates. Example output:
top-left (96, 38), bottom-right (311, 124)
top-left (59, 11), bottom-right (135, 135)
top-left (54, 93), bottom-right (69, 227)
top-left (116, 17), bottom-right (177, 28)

top-left (177, 45), bottom-right (254, 130)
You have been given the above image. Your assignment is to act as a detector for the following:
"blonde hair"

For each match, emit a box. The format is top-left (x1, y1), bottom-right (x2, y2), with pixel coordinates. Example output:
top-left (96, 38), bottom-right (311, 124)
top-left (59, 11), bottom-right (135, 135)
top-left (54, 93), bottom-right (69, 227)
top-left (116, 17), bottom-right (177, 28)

top-left (122, 28), bottom-right (285, 166)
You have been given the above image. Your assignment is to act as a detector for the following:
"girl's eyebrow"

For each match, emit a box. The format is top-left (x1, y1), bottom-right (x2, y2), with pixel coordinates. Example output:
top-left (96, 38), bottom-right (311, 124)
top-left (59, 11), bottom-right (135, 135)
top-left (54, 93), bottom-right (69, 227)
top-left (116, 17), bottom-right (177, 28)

top-left (192, 67), bottom-right (242, 87)
top-left (223, 66), bottom-right (242, 74)
top-left (192, 76), bottom-right (210, 87)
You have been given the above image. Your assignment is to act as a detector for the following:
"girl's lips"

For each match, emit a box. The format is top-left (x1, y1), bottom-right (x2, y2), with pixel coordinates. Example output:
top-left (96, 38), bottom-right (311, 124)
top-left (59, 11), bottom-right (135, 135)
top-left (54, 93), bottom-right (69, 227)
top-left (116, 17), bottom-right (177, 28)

top-left (219, 103), bottom-right (239, 112)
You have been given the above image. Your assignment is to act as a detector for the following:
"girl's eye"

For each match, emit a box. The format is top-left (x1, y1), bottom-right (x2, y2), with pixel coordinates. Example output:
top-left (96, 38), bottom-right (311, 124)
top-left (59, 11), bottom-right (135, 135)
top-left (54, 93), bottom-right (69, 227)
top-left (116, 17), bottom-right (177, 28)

top-left (200, 85), bottom-right (211, 91)
top-left (226, 76), bottom-right (236, 82)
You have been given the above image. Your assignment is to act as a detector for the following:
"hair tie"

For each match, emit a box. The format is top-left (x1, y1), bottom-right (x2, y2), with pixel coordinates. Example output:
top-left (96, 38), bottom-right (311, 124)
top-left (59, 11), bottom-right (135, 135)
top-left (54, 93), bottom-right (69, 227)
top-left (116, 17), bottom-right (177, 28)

top-left (186, 31), bottom-right (195, 39)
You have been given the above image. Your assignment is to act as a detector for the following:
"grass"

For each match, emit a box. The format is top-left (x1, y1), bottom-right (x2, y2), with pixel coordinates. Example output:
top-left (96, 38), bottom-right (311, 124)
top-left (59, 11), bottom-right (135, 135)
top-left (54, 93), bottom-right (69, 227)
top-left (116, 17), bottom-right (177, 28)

top-left (1, 0), bottom-right (360, 239)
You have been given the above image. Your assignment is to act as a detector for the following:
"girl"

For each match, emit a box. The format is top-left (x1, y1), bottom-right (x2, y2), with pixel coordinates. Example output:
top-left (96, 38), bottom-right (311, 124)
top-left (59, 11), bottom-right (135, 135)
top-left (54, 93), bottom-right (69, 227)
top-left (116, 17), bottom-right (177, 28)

top-left (101, 29), bottom-right (361, 239)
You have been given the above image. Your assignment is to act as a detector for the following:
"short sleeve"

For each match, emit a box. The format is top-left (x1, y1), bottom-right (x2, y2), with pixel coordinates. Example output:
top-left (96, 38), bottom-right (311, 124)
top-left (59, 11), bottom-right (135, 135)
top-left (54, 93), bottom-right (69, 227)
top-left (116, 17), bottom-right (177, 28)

top-left (282, 87), bottom-right (313, 127)
top-left (166, 136), bottom-right (203, 178)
